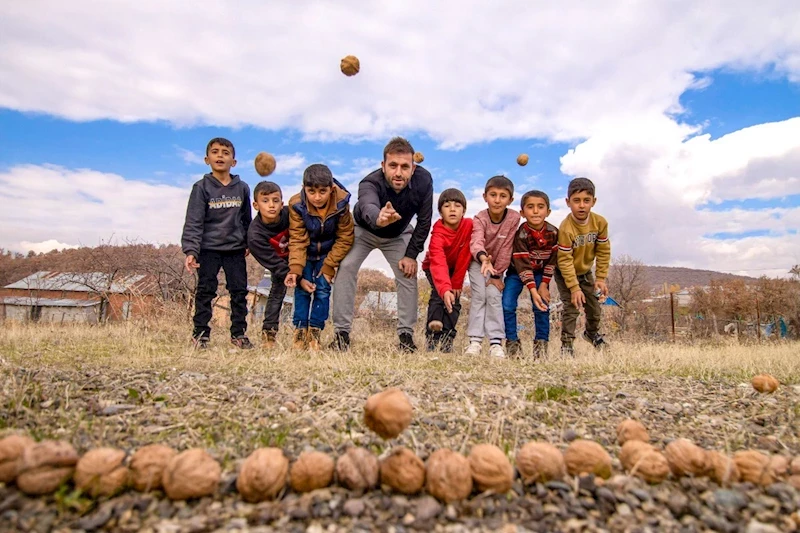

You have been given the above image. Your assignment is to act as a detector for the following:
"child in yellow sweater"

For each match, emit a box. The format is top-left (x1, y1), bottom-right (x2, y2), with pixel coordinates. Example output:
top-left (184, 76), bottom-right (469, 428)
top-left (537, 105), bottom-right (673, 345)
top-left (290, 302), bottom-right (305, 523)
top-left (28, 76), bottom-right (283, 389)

top-left (555, 177), bottom-right (611, 355)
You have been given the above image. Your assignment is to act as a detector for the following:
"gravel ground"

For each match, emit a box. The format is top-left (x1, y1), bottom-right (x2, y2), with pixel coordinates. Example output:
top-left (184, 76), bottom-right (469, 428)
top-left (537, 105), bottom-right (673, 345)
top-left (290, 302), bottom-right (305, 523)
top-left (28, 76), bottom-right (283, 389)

top-left (1, 360), bottom-right (799, 532)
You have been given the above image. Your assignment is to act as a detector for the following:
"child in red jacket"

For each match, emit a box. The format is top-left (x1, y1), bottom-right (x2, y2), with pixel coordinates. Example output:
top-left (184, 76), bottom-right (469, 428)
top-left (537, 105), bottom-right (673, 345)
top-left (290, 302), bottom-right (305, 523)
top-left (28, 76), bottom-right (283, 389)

top-left (421, 189), bottom-right (473, 352)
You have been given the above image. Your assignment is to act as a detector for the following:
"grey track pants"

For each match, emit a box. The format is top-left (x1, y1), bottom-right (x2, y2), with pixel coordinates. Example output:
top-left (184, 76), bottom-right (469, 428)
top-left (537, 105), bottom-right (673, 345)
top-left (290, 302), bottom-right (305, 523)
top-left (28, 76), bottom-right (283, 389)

top-left (332, 225), bottom-right (418, 336)
top-left (466, 260), bottom-right (505, 342)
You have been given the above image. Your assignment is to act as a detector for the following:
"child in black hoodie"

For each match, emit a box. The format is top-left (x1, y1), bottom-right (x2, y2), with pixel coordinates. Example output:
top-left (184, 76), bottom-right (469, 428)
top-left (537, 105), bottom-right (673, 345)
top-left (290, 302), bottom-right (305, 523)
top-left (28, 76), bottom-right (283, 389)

top-left (247, 181), bottom-right (290, 348)
top-left (181, 137), bottom-right (253, 350)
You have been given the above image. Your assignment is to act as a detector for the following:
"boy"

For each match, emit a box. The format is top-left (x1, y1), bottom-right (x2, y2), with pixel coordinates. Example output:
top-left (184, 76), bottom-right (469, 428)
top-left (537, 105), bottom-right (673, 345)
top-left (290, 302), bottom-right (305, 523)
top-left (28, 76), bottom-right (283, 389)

top-left (420, 188), bottom-right (473, 353)
top-left (181, 137), bottom-right (253, 350)
top-left (466, 176), bottom-right (521, 358)
top-left (505, 190), bottom-right (558, 359)
top-left (555, 177), bottom-right (611, 355)
top-left (247, 180), bottom-right (290, 348)
top-left (285, 164), bottom-right (355, 350)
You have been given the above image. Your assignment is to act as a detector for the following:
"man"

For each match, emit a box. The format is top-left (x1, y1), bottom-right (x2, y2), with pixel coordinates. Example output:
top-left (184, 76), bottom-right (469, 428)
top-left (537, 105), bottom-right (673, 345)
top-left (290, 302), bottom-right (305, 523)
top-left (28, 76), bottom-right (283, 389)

top-left (330, 137), bottom-right (434, 352)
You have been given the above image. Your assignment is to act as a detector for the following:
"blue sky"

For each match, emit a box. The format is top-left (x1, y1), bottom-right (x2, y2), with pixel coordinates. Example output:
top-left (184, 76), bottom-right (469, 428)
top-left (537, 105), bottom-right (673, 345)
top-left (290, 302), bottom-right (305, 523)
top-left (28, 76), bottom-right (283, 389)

top-left (1, 2), bottom-right (799, 278)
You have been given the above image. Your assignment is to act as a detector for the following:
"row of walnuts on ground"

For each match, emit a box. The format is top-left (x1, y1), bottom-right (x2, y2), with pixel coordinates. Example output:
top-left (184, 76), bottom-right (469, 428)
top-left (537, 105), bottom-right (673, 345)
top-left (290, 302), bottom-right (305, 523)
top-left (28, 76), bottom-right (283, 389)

top-left (0, 381), bottom-right (796, 504)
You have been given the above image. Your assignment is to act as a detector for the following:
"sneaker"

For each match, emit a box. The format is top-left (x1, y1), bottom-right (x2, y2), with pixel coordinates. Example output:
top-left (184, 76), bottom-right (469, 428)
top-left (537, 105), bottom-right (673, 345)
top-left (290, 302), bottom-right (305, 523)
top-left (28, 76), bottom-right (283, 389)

top-left (261, 329), bottom-right (277, 349)
top-left (506, 339), bottom-right (522, 358)
top-left (561, 341), bottom-right (575, 357)
top-left (399, 332), bottom-right (417, 353)
top-left (532, 340), bottom-right (548, 360)
top-left (328, 331), bottom-right (351, 352)
top-left (464, 340), bottom-right (482, 356)
top-left (293, 328), bottom-right (307, 349)
top-left (307, 327), bottom-right (322, 351)
top-left (583, 331), bottom-right (609, 349)
top-left (489, 344), bottom-right (506, 358)
top-left (428, 320), bottom-right (444, 332)
top-left (231, 335), bottom-right (254, 350)
top-left (192, 335), bottom-right (210, 350)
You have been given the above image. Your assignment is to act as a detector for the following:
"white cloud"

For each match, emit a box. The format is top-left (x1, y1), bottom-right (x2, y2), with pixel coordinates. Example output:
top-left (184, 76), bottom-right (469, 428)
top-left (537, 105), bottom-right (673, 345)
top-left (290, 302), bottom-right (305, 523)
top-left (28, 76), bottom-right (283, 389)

top-left (1, 2), bottom-right (798, 148)
top-left (19, 240), bottom-right (79, 254)
top-left (175, 147), bottom-right (206, 166)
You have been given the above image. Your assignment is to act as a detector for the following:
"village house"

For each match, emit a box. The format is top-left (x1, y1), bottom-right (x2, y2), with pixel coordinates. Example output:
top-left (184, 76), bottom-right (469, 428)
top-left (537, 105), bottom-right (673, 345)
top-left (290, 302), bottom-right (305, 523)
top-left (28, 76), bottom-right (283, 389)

top-left (0, 271), bottom-right (157, 323)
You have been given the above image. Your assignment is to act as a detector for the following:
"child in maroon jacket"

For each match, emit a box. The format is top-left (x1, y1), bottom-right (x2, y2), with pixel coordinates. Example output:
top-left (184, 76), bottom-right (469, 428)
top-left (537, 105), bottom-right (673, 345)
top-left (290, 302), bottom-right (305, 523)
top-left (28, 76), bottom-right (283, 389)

top-left (421, 188), bottom-right (473, 352)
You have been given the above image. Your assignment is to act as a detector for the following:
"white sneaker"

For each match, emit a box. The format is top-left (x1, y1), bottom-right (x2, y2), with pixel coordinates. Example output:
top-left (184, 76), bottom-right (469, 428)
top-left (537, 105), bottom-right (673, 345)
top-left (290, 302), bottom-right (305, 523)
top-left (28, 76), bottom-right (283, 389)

top-left (464, 341), bottom-right (482, 356)
top-left (489, 344), bottom-right (506, 358)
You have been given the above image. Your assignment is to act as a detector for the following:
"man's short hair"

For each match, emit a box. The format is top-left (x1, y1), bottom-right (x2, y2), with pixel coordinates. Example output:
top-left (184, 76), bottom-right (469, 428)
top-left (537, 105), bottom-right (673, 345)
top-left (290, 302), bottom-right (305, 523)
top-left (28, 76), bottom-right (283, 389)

top-left (254, 181), bottom-right (282, 199)
top-left (206, 137), bottom-right (235, 158)
top-left (484, 175), bottom-right (514, 196)
top-left (383, 136), bottom-right (415, 161)
top-left (521, 190), bottom-right (550, 210)
top-left (302, 164), bottom-right (334, 188)
top-left (567, 177), bottom-right (595, 198)
top-left (438, 188), bottom-right (467, 212)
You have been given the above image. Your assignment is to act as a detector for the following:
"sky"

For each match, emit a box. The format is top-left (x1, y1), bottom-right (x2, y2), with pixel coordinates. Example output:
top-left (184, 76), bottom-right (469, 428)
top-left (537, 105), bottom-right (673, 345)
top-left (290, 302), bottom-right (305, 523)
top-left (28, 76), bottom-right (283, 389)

top-left (1, 1), bottom-right (799, 280)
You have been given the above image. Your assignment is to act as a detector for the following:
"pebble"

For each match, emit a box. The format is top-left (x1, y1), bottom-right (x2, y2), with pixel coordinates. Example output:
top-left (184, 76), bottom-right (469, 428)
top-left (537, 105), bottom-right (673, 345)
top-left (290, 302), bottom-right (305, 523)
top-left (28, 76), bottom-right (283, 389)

top-left (714, 489), bottom-right (749, 510)
top-left (445, 504), bottom-right (458, 520)
top-left (663, 403), bottom-right (682, 415)
top-left (563, 429), bottom-right (579, 442)
top-left (546, 481), bottom-right (572, 493)
top-left (343, 499), bottom-right (365, 517)
top-left (630, 488), bottom-right (651, 502)
top-left (667, 492), bottom-right (689, 517)
top-left (616, 503), bottom-right (632, 516)
top-left (415, 496), bottom-right (442, 522)
top-left (745, 520), bottom-right (782, 533)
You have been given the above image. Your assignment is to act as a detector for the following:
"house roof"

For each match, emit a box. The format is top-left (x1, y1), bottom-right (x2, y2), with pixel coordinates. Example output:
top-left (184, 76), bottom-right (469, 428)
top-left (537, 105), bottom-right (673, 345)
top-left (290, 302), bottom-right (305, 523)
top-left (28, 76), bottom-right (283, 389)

top-left (4, 271), bottom-right (154, 294)
top-left (1, 297), bottom-right (101, 307)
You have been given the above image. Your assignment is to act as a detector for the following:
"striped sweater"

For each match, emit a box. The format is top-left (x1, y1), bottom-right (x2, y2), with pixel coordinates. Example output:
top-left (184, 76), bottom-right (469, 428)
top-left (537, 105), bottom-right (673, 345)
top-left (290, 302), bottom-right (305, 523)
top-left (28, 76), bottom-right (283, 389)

top-left (511, 221), bottom-right (559, 289)
top-left (556, 212), bottom-right (611, 293)
top-left (470, 208), bottom-right (521, 276)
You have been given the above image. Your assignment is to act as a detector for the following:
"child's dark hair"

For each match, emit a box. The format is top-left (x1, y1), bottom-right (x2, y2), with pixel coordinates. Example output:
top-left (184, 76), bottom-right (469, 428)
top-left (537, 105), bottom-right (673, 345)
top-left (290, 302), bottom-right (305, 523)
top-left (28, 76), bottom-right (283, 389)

top-left (302, 164), bottom-right (334, 188)
top-left (521, 190), bottom-right (550, 210)
top-left (254, 181), bottom-right (282, 199)
top-left (206, 137), bottom-right (235, 158)
top-left (567, 177), bottom-right (595, 198)
top-left (438, 188), bottom-right (467, 212)
top-left (484, 175), bottom-right (514, 196)
top-left (383, 136), bottom-right (415, 161)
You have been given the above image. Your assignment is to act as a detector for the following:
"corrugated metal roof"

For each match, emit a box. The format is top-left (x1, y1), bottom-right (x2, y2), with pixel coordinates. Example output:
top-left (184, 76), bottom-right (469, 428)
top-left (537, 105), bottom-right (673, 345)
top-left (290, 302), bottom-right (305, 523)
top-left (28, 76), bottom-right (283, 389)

top-left (4, 271), bottom-right (151, 293)
top-left (1, 297), bottom-right (101, 307)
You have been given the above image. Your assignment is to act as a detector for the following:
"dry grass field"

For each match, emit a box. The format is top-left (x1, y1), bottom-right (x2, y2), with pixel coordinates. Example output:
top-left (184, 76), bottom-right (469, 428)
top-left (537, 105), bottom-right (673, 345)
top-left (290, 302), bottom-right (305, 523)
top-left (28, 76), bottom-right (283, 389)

top-left (1, 320), bottom-right (799, 532)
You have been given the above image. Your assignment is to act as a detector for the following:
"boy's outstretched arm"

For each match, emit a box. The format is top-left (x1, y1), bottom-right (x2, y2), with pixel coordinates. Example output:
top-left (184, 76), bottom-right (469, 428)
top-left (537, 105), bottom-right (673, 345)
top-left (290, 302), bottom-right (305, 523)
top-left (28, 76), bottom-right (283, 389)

top-left (287, 206), bottom-right (310, 280)
top-left (181, 183), bottom-right (206, 271)
top-left (322, 209), bottom-right (356, 282)
top-left (594, 218), bottom-right (611, 296)
top-left (557, 226), bottom-right (583, 307)
top-left (512, 229), bottom-right (535, 289)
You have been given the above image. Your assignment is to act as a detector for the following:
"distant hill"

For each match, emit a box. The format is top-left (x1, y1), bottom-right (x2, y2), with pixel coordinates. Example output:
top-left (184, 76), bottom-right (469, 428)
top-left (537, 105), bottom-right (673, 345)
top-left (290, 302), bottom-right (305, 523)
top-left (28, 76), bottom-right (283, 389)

top-left (642, 265), bottom-right (756, 291)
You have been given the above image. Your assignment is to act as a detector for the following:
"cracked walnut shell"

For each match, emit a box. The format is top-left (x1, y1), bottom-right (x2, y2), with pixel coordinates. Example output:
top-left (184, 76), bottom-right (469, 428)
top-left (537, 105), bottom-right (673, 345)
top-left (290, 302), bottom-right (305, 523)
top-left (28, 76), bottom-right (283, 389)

top-left (426, 448), bottom-right (473, 503)
top-left (290, 450), bottom-right (334, 493)
top-left (237, 447), bottom-right (288, 502)
top-left (363, 387), bottom-right (412, 440)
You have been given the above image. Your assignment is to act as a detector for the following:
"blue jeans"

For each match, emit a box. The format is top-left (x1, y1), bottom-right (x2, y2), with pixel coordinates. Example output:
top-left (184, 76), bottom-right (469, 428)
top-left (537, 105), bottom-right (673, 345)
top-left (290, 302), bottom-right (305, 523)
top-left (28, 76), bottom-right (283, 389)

top-left (292, 258), bottom-right (332, 330)
top-left (502, 271), bottom-right (550, 341)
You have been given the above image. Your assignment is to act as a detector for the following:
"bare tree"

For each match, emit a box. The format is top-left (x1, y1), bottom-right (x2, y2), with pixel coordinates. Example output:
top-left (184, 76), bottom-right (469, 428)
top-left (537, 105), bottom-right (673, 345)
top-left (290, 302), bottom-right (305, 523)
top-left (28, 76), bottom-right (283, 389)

top-left (607, 254), bottom-right (649, 331)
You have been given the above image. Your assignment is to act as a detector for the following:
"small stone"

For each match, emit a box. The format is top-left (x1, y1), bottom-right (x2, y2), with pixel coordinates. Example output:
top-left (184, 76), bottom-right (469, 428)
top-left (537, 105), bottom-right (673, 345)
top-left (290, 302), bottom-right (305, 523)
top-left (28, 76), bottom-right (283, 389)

top-left (616, 503), bottom-right (632, 516)
top-left (545, 481), bottom-right (572, 493)
top-left (667, 492), bottom-right (689, 517)
top-left (563, 429), bottom-right (579, 442)
top-left (415, 496), bottom-right (442, 522)
top-left (630, 488), bottom-right (650, 502)
top-left (745, 519), bottom-right (781, 533)
top-left (76, 502), bottom-right (115, 531)
top-left (596, 487), bottom-right (617, 505)
top-left (714, 489), bottom-right (749, 510)
top-left (343, 499), bottom-right (365, 517)
top-left (101, 404), bottom-right (136, 416)
top-left (578, 474), bottom-right (596, 493)
top-left (663, 403), bottom-right (682, 415)
top-left (445, 504), bottom-right (458, 520)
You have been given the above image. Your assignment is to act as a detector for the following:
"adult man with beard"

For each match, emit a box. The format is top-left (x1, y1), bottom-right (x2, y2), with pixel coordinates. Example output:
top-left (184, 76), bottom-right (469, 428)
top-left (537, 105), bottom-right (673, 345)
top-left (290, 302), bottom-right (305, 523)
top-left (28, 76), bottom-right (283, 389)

top-left (330, 137), bottom-right (434, 353)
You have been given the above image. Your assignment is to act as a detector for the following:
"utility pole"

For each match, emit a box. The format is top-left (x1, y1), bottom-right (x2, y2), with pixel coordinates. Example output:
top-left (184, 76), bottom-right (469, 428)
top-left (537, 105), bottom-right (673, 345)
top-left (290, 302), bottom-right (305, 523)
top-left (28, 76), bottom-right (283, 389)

top-left (670, 291), bottom-right (676, 342)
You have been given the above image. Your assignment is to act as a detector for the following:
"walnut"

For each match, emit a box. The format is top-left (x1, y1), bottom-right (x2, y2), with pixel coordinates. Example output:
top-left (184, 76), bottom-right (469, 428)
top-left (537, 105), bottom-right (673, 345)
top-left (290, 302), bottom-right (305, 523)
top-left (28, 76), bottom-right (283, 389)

top-left (413, 152), bottom-right (424, 164)
top-left (162, 448), bottom-right (221, 500)
top-left (425, 448), bottom-right (473, 503)
top-left (74, 448), bottom-right (129, 498)
top-left (616, 419), bottom-right (650, 445)
top-left (563, 440), bottom-right (612, 479)
top-left (706, 451), bottom-right (740, 486)
top-left (751, 374), bottom-right (779, 393)
top-left (517, 154), bottom-right (529, 166)
top-left (254, 152), bottom-right (277, 177)
top-left (619, 441), bottom-right (668, 484)
top-left (363, 387), bottom-right (412, 440)
top-left (129, 444), bottom-right (177, 492)
top-left (335, 447), bottom-right (379, 491)
top-left (16, 440), bottom-right (79, 495)
top-left (290, 450), bottom-right (334, 493)
top-left (663, 439), bottom-right (709, 477)
top-left (0, 434), bottom-right (34, 483)
top-left (468, 444), bottom-right (513, 494)
top-left (340, 55), bottom-right (360, 76)
top-left (732, 450), bottom-right (783, 486)
top-left (516, 442), bottom-right (566, 484)
top-left (236, 447), bottom-right (288, 502)
top-left (379, 447), bottom-right (425, 495)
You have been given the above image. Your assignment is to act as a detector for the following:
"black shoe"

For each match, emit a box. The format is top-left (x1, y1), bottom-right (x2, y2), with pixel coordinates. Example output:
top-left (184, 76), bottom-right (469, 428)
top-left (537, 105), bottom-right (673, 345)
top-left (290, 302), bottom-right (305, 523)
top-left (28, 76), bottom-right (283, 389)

top-left (192, 335), bottom-right (210, 350)
top-left (231, 335), bottom-right (254, 350)
top-left (329, 331), bottom-right (351, 352)
top-left (425, 331), bottom-right (442, 352)
top-left (561, 341), bottom-right (574, 357)
top-left (506, 339), bottom-right (523, 358)
top-left (532, 340), bottom-right (548, 360)
top-left (583, 331), bottom-right (609, 349)
top-left (399, 332), bottom-right (417, 353)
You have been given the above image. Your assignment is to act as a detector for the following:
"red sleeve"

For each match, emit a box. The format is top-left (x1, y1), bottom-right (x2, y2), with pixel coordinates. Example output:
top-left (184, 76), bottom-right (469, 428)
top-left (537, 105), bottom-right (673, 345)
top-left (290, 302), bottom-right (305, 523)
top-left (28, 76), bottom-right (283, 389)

top-left (428, 226), bottom-right (453, 297)
top-left (450, 219), bottom-right (472, 292)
